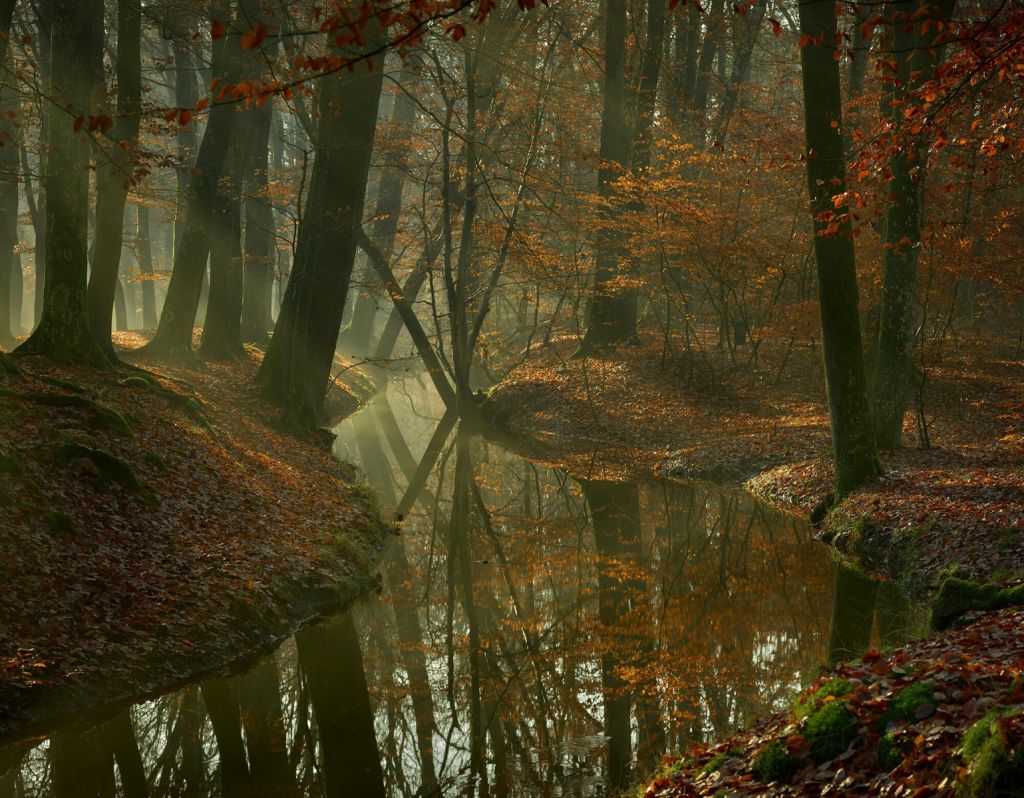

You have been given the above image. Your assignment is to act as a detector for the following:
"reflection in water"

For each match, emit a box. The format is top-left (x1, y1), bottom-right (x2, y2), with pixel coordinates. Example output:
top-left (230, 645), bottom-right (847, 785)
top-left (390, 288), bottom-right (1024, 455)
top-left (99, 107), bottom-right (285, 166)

top-left (0, 380), bottom-right (917, 796)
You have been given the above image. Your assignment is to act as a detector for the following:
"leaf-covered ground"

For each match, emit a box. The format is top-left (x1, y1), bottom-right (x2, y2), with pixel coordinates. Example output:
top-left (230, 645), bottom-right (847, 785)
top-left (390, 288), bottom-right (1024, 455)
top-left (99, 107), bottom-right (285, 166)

top-left (0, 334), bottom-right (388, 739)
top-left (487, 336), bottom-right (1024, 588)
top-left (641, 605), bottom-right (1024, 797)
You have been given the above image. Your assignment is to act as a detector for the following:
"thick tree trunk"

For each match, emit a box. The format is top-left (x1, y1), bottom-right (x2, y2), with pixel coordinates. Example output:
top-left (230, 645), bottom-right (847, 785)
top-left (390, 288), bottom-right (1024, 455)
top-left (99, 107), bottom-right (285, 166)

top-left (0, 0), bottom-right (18, 348)
top-left (345, 74), bottom-right (417, 355)
top-left (172, 40), bottom-right (199, 260)
top-left (869, 0), bottom-right (957, 448)
top-left (582, 0), bottom-right (635, 350)
top-left (797, 0), bottom-right (881, 498)
top-left (257, 34), bottom-right (384, 428)
top-left (145, 16), bottom-right (240, 358)
top-left (198, 143), bottom-right (245, 360)
top-left (86, 0), bottom-right (142, 359)
top-left (690, 0), bottom-right (724, 140)
top-left (136, 205), bottom-right (158, 328)
top-left (632, 0), bottom-right (667, 173)
top-left (16, 0), bottom-right (109, 366)
top-left (238, 100), bottom-right (275, 344)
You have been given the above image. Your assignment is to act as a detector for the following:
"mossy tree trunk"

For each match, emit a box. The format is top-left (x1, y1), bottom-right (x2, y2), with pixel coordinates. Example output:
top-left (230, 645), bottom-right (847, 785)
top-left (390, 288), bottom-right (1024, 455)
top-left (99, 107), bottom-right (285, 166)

top-left (797, 0), bottom-right (882, 498)
top-left (0, 0), bottom-right (19, 348)
top-left (869, 0), bottom-right (957, 448)
top-left (144, 10), bottom-right (240, 358)
top-left (86, 0), bottom-right (142, 360)
top-left (238, 99), bottom-right (275, 344)
top-left (198, 143), bottom-right (245, 360)
top-left (16, 0), bottom-right (109, 367)
top-left (257, 34), bottom-right (383, 428)
top-left (582, 0), bottom-right (636, 351)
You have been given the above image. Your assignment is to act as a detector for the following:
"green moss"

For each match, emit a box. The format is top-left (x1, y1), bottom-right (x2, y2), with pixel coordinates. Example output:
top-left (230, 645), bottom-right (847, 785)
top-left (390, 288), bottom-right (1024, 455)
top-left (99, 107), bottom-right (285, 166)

top-left (0, 449), bottom-right (24, 476)
top-left (877, 733), bottom-right (907, 771)
top-left (751, 741), bottom-right (798, 784)
top-left (5, 390), bottom-right (135, 438)
top-left (700, 748), bottom-right (743, 775)
top-left (794, 677), bottom-right (852, 720)
top-left (931, 576), bottom-right (1024, 631)
top-left (143, 450), bottom-right (170, 473)
top-left (881, 682), bottom-right (935, 730)
top-left (958, 711), bottom-right (1024, 797)
top-left (804, 701), bottom-right (859, 763)
top-left (56, 443), bottom-right (146, 496)
top-left (45, 510), bottom-right (75, 534)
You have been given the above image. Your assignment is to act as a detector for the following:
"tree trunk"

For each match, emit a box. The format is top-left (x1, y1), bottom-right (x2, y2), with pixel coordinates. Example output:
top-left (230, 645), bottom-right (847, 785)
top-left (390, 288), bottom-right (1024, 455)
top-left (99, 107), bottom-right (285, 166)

top-left (345, 72), bottom-right (417, 355)
top-left (86, 0), bottom-right (142, 359)
top-left (582, 0), bottom-right (635, 350)
top-left (797, 0), bottom-right (881, 498)
top-left (632, 0), bottom-right (667, 173)
top-left (869, 0), bottom-right (957, 448)
top-left (0, 0), bottom-right (19, 347)
top-left (198, 142), bottom-right (245, 360)
top-left (238, 100), bottom-right (275, 344)
top-left (144, 13), bottom-right (240, 358)
top-left (172, 40), bottom-right (199, 260)
top-left (257, 34), bottom-right (384, 428)
top-left (16, 0), bottom-right (109, 366)
top-left (136, 205), bottom-right (158, 327)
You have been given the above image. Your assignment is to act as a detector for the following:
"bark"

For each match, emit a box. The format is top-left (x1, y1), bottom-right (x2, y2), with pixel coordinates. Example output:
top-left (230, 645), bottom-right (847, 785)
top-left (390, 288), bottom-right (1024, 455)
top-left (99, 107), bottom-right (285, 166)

top-left (198, 143), bottom-right (245, 360)
top-left (238, 99), bottom-right (275, 343)
top-left (144, 14), bottom-right (240, 358)
top-left (0, 0), bottom-right (19, 347)
top-left (16, 0), bottom-right (109, 366)
top-left (172, 40), bottom-right (199, 259)
top-left (710, 0), bottom-right (765, 146)
top-left (257, 32), bottom-right (383, 427)
top-left (136, 205), bottom-right (158, 327)
top-left (633, 0), bottom-right (668, 173)
top-left (869, 0), bottom-right (957, 448)
top-left (345, 73), bottom-right (417, 354)
top-left (690, 0), bottom-right (724, 139)
top-left (797, 0), bottom-right (881, 498)
top-left (582, 0), bottom-right (636, 349)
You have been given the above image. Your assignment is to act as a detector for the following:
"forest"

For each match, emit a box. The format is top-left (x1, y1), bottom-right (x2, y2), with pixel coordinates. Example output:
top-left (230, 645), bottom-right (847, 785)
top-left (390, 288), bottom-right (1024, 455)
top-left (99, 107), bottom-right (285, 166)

top-left (0, 0), bottom-right (1023, 794)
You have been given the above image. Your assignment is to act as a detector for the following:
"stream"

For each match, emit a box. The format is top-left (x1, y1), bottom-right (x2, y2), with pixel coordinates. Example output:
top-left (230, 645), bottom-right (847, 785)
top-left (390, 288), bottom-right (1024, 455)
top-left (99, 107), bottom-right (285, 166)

top-left (0, 375), bottom-right (919, 797)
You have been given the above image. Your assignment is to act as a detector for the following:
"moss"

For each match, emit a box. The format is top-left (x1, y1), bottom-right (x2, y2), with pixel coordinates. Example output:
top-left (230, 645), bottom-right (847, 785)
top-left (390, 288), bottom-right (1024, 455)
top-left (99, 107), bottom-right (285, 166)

top-left (881, 682), bottom-right (935, 730)
top-left (700, 748), bottom-right (744, 775)
top-left (751, 741), bottom-right (799, 784)
top-left (45, 510), bottom-right (76, 535)
top-left (143, 450), bottom-right (170, 473)
top-left (794, 677), bottom-right (852, 720)
top-left (0, 449), bottom-right (24, 476)
top-left (877, 733), bottom-right (907, 771)
top-left (804, 700), bottom-right (859, 763)
top-left (4, 390), bottom-right (135, 438)
top-left (56, 443), bottom-right (145, 495)
top-left (931, 576), bottom-right (1024, 631)
top-left (0, 351), bottom-right (24, 377)
top-left (958, 711), bottom-right (1024, 797)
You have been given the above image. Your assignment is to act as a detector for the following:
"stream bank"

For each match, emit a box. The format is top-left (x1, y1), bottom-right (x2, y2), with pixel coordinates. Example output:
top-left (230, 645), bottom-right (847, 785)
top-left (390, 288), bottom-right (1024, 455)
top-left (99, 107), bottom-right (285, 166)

top-left (0, 337), bottom-right (390, 741)
top-left (485, 336), bottom-right (1024, 593)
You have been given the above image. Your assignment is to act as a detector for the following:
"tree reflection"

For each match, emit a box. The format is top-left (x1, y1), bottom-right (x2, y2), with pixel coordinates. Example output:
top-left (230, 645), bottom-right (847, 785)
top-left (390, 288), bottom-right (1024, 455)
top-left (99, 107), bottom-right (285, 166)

top-left (2, 387), bottom-right (859, 796)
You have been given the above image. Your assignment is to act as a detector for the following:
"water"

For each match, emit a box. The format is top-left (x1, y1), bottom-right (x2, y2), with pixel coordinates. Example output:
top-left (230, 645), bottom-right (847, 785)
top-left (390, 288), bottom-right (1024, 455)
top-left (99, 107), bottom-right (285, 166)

top-left (0, 376), bottom-right (911, 797)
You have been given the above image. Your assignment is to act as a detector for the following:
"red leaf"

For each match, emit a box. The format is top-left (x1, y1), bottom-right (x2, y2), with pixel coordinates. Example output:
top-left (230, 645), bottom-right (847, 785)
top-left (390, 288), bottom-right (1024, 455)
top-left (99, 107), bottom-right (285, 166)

top-left (211, 20), bottom-right (227, 40)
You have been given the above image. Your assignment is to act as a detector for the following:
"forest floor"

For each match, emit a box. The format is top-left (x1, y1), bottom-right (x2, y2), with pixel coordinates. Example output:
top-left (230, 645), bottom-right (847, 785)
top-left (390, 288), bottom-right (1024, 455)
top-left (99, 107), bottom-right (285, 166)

top-left (488, 335), bottom-right (1024, 795)
top-left (0, 332), bottom-right (388, 741)
top-left (486, 335), bottom-right (1024, 591)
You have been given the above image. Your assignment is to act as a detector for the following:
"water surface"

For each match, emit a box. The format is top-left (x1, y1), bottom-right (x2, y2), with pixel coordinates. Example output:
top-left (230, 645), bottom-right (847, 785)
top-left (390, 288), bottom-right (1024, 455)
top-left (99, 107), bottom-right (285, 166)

top-left (0, 377), bottom-right (914, 796)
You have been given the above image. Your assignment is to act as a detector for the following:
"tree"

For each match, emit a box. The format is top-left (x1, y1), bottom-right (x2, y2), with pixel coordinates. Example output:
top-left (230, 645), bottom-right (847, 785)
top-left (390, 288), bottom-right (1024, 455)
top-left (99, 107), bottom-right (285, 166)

top-left (0, 0), bottom-right (20, 348)
top-left (16, 0), bottom-right (109, 366)
top-left (797, 0), bottom-right (882, 498)
top-left (257, 37), bottom-right (384, 428)
top-left (869, 0), bottom-right (957, 448)
top-left (143, 9), bottom-right (241, 358)
top-left (86, 0), bottom-right (143, 360)
top-left (581, 0), bottom-right (635, 350)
